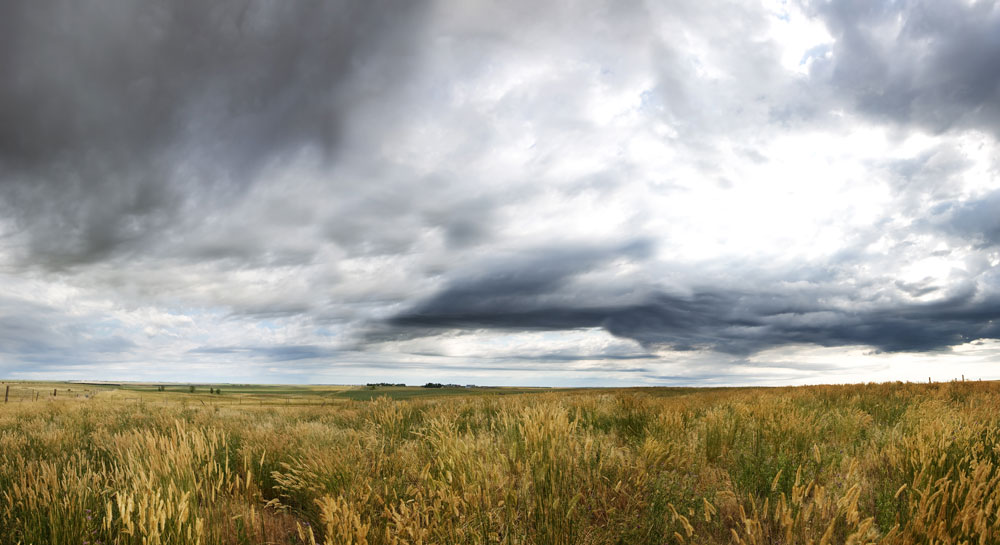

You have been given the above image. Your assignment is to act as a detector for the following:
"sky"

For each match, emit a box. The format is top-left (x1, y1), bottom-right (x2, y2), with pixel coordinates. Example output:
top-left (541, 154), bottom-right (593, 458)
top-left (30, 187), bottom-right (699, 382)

top-left (1, 0), bottom-right (999, 386)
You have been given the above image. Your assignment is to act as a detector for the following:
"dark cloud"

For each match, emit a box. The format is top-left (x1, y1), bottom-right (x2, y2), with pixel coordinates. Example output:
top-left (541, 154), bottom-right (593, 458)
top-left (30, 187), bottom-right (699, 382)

top-left (0, 0), bottom-right (429, 268)
top-left (809, 0), bottom-right (1000, 135)
top-left (385, 250), bottom-right (1000, 355)
top-left (894, 279), bottom-right (941, 298)
top-left (384, 240), bottom-right (654, 330)
top-left (934, 189), bottom-right (1000, 248)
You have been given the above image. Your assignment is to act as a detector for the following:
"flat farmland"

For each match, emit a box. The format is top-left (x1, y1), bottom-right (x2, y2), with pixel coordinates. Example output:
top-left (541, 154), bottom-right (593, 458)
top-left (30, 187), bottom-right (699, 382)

top-left (0, 380), bottom-right (998, 544)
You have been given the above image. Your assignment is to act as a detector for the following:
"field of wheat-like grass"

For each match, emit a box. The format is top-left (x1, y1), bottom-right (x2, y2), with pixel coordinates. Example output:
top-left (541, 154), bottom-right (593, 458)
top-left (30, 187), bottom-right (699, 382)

top-left (0, 381), bottom-right (998, 544)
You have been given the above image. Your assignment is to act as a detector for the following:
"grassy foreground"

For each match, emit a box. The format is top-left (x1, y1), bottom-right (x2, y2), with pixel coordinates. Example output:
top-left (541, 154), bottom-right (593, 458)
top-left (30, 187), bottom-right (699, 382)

top-left (0, 381), bottom-right (998, 544)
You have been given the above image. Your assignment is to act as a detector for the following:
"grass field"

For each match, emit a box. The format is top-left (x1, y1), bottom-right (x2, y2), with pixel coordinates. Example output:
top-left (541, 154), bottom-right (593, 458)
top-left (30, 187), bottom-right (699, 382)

top-left (0, 382), bottom-right (556, 405)
top-left (0, 379), bottom-right (998, 544)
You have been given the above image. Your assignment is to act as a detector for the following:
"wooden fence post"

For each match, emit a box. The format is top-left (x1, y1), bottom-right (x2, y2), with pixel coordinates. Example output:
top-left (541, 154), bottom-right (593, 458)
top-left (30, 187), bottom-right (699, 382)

top-left (4, 385), bottom-right (7, 403)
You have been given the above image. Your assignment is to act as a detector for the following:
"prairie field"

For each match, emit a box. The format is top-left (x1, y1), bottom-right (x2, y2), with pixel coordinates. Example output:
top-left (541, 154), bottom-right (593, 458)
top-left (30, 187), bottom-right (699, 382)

top-left (0, 380), bottom-right (998, 544)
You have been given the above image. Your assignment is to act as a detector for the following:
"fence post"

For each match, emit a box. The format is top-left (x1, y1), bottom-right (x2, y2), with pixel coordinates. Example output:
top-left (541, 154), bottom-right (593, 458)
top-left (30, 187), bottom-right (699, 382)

top-left (4, 385), bottom-right (7, 403)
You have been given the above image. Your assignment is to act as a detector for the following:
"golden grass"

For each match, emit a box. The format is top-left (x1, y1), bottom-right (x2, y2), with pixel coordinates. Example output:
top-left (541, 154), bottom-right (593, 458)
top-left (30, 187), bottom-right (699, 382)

top-left (0, 380), bottom-right (998, 544)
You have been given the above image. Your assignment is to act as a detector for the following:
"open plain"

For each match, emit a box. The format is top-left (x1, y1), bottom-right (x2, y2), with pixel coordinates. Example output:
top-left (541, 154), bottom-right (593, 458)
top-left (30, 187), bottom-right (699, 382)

top-left (1, 380), bottom-right (998, 544)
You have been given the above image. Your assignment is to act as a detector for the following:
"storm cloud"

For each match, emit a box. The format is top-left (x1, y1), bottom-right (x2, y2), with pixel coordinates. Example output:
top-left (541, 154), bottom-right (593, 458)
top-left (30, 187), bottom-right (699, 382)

top-left (387, 250), bottom-right (1000, 355)
top-left (1, 0), bottom-right (999, 386)
top-left (809, 0), bottom-right (1000, 136)
top-left (0, 0), bottom-right (428, 267)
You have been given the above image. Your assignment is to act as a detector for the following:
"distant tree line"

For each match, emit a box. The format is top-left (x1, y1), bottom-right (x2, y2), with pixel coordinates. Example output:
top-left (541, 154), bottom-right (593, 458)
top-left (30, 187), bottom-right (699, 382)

top-left (366, 383), bottom-right (406, 387)
top-left (423, 383), bottom-right (485, 389)
top-left (153, 385), bottom-right (225, 394)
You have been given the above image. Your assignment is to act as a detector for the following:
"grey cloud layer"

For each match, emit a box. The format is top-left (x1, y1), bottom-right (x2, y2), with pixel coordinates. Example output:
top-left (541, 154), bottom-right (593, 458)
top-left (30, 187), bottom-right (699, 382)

top-left (0, 295), bottom-right (135, 368)
top-left (809, 0), bottom-right (1000, 136)
top-left (384, 239), bottom-right (1000, 355)
top-left (0, 0), bottom-right (427, 268)
top-left (1, 0), bottom-right (998, 382)
top-left (938, 189), bottom-right (1000, 248)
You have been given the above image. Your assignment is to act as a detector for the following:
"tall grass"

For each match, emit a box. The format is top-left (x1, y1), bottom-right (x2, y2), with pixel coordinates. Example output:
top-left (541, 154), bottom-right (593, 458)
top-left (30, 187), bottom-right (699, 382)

top-left (0, 381), bottom-right (998, 543)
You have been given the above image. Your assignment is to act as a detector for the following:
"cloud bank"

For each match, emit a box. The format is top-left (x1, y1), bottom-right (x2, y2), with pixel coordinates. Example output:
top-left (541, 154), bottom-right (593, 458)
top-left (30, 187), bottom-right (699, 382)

top-left (1, 0), bottom-right (999, 385)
